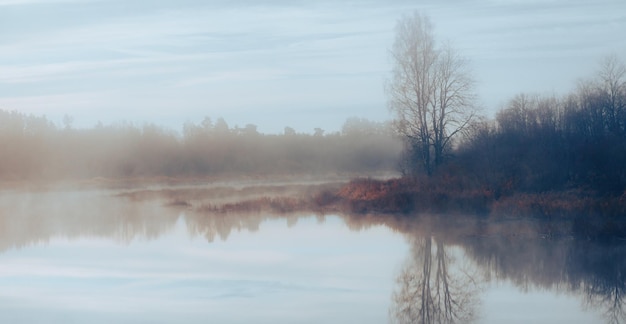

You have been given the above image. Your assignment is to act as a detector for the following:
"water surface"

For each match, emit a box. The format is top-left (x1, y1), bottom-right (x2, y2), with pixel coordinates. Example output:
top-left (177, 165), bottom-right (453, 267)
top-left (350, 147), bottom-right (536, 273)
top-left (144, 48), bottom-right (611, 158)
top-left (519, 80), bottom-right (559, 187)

top-left (0, 181), bottom-right (622, 323)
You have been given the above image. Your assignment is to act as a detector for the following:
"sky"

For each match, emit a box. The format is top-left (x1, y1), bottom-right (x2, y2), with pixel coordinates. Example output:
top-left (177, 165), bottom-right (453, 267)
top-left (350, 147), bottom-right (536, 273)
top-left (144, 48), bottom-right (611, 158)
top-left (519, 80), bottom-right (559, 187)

top-left (1, 0), bottom-right (625, 134)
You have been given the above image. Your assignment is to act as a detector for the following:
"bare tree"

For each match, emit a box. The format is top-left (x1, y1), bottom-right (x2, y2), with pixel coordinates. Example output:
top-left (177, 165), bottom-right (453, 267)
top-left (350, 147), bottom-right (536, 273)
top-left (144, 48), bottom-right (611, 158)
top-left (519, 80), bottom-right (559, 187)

top-left (597, 55), bottom-right (626, 135)
top-left (387, 12), bottom-right (476, 175)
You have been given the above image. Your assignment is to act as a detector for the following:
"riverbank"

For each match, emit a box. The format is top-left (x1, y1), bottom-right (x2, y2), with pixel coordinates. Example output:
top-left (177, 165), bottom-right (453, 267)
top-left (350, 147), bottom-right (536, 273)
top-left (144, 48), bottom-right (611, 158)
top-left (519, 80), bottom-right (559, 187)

top-left (331, 178), bottom-right (624, 215)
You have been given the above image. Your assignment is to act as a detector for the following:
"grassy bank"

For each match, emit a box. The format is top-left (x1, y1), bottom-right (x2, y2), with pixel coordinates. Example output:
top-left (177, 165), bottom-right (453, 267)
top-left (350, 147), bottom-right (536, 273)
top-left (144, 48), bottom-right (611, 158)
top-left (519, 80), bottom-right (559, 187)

top-left (333, 177), bottom-right (626, 216)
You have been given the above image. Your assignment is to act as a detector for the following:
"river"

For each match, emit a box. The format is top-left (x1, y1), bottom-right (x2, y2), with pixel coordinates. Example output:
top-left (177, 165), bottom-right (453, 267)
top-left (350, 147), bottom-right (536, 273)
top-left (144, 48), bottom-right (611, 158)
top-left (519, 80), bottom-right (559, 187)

top-left (0, 179), bottom-right (622, 323)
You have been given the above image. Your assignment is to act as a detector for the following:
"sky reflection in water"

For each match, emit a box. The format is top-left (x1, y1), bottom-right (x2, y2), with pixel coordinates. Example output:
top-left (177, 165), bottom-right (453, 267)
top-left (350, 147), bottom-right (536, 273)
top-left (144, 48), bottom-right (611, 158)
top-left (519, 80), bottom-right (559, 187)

top-left (0, 189), bottom-right (407, 323)
top-left (0, 183), bottom-right (620, 323)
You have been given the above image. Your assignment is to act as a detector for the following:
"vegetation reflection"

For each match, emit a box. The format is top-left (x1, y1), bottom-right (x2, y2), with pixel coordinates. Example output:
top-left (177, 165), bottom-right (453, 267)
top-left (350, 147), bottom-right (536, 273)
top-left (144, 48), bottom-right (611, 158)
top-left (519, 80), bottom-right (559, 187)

top-left (389, 236), bottom-right (480, 324)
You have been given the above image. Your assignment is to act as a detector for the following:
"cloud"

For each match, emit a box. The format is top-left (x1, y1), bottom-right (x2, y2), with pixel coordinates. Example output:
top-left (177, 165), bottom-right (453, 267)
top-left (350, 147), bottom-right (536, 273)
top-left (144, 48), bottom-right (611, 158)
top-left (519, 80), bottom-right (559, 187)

top-left (0, 0), bottom-right (97, 5)
top-left (1, 0), bottom-right (625, 130)
top-left (0, 92), bottom-right (101, 112)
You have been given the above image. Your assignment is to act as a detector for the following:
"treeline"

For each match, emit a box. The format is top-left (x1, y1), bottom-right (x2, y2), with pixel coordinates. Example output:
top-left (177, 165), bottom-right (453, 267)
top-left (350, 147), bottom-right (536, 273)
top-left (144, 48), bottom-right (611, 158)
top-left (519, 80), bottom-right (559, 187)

top-left (0, 114), bottom-right (402, 182)
top-left (333, 57), bottom-right (626, 218)
top-left (451, 56), bottom-right (626, 196)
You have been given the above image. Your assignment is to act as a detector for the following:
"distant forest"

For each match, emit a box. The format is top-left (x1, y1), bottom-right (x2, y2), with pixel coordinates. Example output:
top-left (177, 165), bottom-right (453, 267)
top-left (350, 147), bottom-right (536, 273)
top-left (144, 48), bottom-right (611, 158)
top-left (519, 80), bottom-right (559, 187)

top-left (0, 114), bottom-right (402, 182)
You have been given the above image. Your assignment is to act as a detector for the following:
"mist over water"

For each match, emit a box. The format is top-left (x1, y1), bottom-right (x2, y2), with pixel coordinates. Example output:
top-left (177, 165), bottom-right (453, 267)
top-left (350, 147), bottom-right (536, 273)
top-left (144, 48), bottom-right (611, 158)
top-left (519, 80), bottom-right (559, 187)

top-left (0, 180), bottom-right (622, 323)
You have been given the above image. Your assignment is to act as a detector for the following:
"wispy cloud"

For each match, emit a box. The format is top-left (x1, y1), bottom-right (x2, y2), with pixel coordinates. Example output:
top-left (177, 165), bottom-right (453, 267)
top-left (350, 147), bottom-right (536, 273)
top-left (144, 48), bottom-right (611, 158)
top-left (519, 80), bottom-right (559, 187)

top-left (0, 0), bottom-right (624, 131)
top-left (0, 0), bottom-right (96, 5)
top-left (0, 92), bottom-right (101, 112)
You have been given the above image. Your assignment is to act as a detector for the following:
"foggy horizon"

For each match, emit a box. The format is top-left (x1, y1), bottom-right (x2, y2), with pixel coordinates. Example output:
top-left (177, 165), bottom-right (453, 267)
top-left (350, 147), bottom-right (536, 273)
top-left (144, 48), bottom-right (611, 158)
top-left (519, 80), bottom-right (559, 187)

top-left (0, 109), bottom-right (394, 136)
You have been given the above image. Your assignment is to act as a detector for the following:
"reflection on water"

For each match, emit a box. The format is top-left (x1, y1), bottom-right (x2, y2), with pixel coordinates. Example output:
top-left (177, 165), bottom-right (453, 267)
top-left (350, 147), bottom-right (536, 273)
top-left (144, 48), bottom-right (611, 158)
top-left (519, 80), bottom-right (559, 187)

top-left (457, 223), bottom-right (626, 324)
top-left (0, 189), bottom-right (179, 251)
top-left (389, 237), bottom-right (480, 324)
top-left (571, 242), bottom-right (626, 324)
top-left (0, 181), bottom-right (624, 323)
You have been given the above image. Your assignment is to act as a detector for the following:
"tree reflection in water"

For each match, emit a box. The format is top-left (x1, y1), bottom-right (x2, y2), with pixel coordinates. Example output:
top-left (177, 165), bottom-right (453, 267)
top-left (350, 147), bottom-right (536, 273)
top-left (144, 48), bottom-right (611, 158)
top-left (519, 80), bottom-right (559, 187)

top-left (462, 226), bottom-right (626, 324)
top-left (586, 283), bottom-right (626, 324)
top-left (113, 184), bottom-right (626, 324)
top-left (567, 242), bottom-right (626, 324)
top-left (389, 236), bottom-right (481, 324)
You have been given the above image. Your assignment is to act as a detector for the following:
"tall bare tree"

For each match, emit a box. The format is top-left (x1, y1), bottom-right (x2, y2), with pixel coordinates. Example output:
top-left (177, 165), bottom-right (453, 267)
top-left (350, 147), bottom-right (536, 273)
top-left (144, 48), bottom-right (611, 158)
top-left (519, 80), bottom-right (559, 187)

top-left (387, 12), bottom-right (476, 175)
top-left (597, 55), bottom-right (626, 135)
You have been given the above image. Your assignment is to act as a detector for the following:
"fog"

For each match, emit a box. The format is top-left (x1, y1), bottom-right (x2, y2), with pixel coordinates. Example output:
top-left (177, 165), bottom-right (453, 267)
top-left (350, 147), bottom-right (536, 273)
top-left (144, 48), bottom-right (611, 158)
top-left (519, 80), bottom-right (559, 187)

top-left (0, 113), bottom-right (402, 184)
top-left (0, 178), bottom-right (345, 250)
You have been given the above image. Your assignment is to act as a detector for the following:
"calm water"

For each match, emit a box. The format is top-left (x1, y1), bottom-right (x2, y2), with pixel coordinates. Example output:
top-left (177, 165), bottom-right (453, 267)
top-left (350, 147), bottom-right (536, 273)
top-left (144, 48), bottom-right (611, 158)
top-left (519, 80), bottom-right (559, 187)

top-left (0, 181), bottom-right (622, 323)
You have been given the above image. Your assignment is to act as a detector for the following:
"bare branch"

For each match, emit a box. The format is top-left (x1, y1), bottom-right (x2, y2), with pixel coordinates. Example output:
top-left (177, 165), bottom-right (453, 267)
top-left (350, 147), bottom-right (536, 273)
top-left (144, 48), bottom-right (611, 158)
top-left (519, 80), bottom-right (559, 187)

top-left (386, 11), bottom-right (477, 175)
